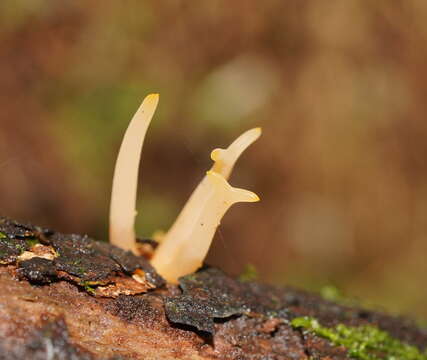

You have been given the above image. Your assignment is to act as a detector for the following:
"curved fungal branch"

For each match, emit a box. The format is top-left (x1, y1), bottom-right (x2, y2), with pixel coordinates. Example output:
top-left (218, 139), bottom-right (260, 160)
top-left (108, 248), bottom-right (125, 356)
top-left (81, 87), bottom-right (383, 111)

top-left (151, 171), bottom-right (259, 283)
top-left (109, 94), bottom-right (159, 254)
top-left (211, 127), bottom-right (261, 179)
top-left (156, 127), bottom-right (261, 252)
top-left (151, 128), bottom-right (261, 282)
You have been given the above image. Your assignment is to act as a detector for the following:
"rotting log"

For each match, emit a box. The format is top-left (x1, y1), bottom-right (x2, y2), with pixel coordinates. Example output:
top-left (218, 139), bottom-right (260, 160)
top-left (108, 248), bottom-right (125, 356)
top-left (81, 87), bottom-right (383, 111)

top-left (0, 217), bottom-right (426, 360)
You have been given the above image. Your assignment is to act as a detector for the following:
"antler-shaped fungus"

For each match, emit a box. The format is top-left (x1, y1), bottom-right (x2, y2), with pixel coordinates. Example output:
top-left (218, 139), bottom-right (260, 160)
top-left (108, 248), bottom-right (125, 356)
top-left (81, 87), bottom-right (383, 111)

top-left (151, 128), bottom-right (261, 282)
top-left (151, 171), bottom-right (258, 282)
top-left (109, 94), bottom-right (260, 283)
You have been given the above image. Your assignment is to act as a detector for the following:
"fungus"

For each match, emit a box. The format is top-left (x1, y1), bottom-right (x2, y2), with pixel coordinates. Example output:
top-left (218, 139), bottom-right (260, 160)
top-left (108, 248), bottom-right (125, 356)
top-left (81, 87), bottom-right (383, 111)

top-left (210, 127), bottom-right (261, 179)
top-left (152, 171), bottom-right (258, 282)
top-left (152, 127), bottom-right (260, 253)
top-left (109, 94), bottom-right (260, 283)
top-left (151, 129), bottom-right (261, 283)
top-left (109, 94), bottom-right (159, 254)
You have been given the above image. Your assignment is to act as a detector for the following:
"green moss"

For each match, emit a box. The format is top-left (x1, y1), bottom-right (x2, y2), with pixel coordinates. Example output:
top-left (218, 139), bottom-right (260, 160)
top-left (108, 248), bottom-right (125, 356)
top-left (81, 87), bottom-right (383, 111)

top-left (26, 238), bottom-right (39, 248)
top-left (0, 232), bottom-right (6, 239)
top-left (320, 285), bottom-right (345, 302)
top-left (80, 281), bottom-right (96, 295)
top-left (291, 316), bottom-right (427, 360)
top-left (15, 243), bottom-right (26, 253)
top-left (77, 267), bottom-right (86, 276)
top-left (83, 284), bottom-right (96, 295)
top-left (239, 264), bottom-right (258, 282)
top-left (72, 259), bottom-right (86, 275)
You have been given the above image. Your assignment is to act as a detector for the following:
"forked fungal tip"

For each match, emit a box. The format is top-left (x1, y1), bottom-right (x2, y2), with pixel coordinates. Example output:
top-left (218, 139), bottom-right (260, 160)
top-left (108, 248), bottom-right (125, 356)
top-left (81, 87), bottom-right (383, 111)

top-left (206, 170), bottom-right (260, 203)
top-left (210, 127), bottom-right (262, 179)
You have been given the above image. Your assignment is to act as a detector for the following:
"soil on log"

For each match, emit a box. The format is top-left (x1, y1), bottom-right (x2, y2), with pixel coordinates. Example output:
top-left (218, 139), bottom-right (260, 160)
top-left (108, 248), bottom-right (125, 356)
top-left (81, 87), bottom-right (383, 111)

top-left (0, 216), bottom-right (426, 360)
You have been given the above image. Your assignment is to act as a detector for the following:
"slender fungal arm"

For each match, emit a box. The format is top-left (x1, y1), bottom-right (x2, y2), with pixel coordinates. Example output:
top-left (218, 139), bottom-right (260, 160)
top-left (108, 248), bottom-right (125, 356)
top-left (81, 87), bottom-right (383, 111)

top-left (211, 127), bottom-right (261, 179)
top-left (109, 94), bottom-right (159, 254)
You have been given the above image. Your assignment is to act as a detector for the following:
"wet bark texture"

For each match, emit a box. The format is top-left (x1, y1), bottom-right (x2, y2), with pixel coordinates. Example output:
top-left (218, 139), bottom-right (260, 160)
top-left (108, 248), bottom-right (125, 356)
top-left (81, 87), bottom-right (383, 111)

top-left (0, 216), bottom-right (426, 360)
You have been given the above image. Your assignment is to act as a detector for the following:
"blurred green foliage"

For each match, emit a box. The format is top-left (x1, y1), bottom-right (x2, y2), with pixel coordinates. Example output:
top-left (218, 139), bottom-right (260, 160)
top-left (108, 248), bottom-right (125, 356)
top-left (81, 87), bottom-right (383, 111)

top-left (239, 264), bottom-right (259, 283)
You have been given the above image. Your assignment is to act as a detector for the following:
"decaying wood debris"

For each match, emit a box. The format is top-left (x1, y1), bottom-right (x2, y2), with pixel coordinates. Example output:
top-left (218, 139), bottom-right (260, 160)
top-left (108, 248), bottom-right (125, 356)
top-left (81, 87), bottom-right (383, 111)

top-left (0, 216), bottom-right (426, 360)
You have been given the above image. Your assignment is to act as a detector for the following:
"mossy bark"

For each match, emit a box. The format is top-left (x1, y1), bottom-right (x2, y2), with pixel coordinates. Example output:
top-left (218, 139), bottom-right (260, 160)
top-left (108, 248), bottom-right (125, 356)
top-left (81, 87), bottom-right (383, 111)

top-left (0, 217), bottom-right (426, 360)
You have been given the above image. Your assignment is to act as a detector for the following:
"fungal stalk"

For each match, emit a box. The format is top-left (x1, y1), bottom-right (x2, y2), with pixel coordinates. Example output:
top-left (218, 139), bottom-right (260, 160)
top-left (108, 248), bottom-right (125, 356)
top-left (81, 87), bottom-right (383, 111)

top-left (151, 171), bottom-right (259, 282)
top-left (155, 127), bottom-right (261, 247)
top-left (109, 93), bottom-right (260, 282)
top-left (151, 128), bottom-right (261, 283)
top-left (109, 94), bottom-right (159, 254)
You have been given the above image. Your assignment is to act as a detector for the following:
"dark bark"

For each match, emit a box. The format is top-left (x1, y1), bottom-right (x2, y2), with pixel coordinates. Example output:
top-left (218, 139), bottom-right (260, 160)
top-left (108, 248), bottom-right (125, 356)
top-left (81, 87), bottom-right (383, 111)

top-left (0, 216), bottom-right (426, 360)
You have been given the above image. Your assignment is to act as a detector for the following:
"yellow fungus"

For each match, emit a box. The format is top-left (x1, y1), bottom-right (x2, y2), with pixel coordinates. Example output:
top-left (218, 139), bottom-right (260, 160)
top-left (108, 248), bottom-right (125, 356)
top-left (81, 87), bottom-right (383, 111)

top-left (109, 94), bottom-right (159, 254)
top-left (211, 127), bottom-right (261, 179)
top-left (108, 94), bottom-right (260, 282)
top-left (151, 171), bottom-right (259, 283)
top-left (154, 127), bottom-right (261, 263)
top-left (151, 128), bottom-right (261, 282)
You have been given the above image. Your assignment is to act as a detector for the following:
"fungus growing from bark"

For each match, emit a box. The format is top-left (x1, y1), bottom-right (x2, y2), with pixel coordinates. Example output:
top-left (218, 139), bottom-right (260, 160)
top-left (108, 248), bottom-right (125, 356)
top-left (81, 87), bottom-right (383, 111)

top-left (109, 94), bottom-right (260, 282)
top-left (109, 94), bottom-right (159, 255)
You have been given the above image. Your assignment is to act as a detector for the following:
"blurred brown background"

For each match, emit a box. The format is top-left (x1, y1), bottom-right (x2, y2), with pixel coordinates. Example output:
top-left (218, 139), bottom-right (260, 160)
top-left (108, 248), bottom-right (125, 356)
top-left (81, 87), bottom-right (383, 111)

top-left (1, 1), bottom-right (426, 319)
